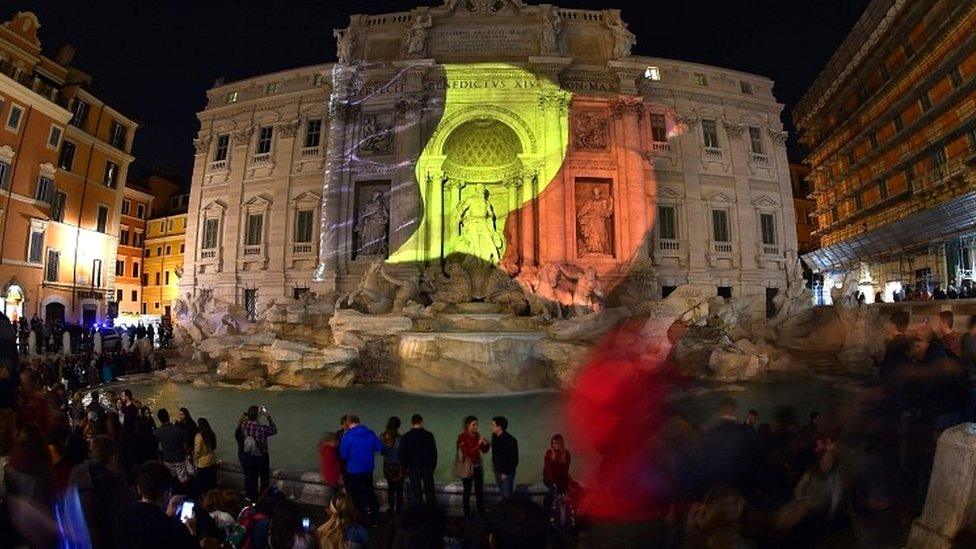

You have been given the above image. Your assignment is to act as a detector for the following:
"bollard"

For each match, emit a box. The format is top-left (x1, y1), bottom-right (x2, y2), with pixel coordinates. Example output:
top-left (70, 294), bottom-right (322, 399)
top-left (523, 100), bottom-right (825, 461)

top-left (906, 422), bottom-right (976, 548)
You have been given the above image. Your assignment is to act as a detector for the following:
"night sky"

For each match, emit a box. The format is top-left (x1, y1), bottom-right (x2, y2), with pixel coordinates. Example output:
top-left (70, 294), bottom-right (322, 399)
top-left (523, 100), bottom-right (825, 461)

top-left (7, 0), bottom-right (872, 185)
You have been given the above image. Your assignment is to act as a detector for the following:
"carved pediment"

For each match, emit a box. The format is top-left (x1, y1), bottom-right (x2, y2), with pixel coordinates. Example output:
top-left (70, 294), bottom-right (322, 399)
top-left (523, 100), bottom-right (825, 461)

top-left (202, 200), bottom-right (227, 214)
top-left (657, 186), bottom-right (683, 199)
top-left (242, 194), bottom-right (273, 208)
top-left (703, 190), bottom-right (734, 203)
top-left (291, 190), bottom-right (322, 204)
top-left (751, 194), bottom-right (779, 207)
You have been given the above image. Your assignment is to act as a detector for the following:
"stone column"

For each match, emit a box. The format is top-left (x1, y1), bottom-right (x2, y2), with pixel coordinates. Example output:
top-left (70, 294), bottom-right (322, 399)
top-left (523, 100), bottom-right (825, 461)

top-left (907, 422), bottom-right (976, 548)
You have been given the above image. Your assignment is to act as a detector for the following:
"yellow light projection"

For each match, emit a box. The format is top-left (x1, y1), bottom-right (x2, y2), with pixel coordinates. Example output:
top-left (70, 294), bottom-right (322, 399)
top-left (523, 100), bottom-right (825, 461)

top-left (387, 63), bottom-right (571, 265)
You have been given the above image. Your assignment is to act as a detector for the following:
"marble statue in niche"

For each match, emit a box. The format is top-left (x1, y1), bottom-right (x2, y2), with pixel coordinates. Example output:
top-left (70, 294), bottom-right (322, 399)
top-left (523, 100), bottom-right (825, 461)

top-left (576, 184), bottom-right (614, 256)
top-left (574, 111), bottom-right (608, 150)
top-left (406, 13), bottom-right (432, 58)
top-left (355, 190), bottom-right (390, 258)
top-left (455, 183), bottom-right (504, 264)
top-left (359, 114), bottom-right (394, 155)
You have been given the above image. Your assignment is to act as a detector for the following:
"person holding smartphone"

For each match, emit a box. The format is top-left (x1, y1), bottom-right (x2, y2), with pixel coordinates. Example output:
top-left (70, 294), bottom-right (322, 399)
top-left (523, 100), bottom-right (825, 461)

top-left (242, 404), bottom-right (278, 501)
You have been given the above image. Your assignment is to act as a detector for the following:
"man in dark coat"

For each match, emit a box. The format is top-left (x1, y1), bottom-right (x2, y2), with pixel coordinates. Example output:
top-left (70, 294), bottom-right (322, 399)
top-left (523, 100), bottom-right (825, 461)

top-left (490, 416), bottom-right (519, 499)
top-left (399, 414), bottom-right (438, 505)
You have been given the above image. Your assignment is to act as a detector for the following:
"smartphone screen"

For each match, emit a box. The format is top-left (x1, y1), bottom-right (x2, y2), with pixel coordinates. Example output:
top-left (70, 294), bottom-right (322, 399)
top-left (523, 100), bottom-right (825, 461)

top-left (180, 501), bottom-right (195, 523)
top-left (302, 517), bottom-right (311, 532)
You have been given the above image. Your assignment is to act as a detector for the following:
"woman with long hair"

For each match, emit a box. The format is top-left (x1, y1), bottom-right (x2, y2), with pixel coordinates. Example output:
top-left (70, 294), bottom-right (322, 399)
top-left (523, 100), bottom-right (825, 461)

top-left (543, 433), bottom-right (572, 515)
top-left (316, 492), bottom-right (368, 549)
top-left (456, 415), bottom-right (490, 517)
top-left (380, 416), bottom-right (404, 516)
top-left (195, 417), bottom-right (219, 494)
top-left (176, 407), bottom-right (198, 455)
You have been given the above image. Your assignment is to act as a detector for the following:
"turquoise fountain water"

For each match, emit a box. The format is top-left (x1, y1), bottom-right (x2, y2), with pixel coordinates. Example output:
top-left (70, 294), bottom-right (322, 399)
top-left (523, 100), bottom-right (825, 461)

top-left (131, 375), bottom-right (849, 483)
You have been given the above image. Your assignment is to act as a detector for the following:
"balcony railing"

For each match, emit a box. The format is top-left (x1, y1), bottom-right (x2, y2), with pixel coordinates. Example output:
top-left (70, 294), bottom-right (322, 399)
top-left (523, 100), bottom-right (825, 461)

top-left (200, 249), bottom-right (217, 260)
top-left (712, 241), bottom-right (733, 254)
top-left (650, 142), bottom-right (671, 153)
top-left (703, 147), bottom-right (723, 159)
top-left (243, 244), bottom-right (263, 257)
top-left (657, 239), bottom-right (680, 252)
top-left (762, 244), bottom-right (780, 256)
top-left (209, 159), bottom-right (228, 171)
top-left (300, 146), bottom-right (320, 158)
top-left (252, 152), bottom-right (272, 164)
top-left (293, 243), bottom-right (314, 255)
top-left (0, 60), bottom-right (67, 106)
top-left (750, 152), bottom-right (770, 165)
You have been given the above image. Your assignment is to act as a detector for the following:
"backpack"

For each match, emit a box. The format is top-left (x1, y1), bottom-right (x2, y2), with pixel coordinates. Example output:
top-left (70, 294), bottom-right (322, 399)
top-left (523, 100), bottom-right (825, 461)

top-left (243, 435), bottom-right (262, 457)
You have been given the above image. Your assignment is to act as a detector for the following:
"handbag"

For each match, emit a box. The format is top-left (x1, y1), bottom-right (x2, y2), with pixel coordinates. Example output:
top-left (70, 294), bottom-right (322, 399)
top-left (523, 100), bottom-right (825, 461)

top-left (452, 447), bottom-right (473, 479)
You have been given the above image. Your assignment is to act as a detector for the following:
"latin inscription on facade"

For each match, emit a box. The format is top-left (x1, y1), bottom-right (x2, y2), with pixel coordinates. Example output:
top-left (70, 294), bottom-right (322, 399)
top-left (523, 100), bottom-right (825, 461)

top-left (428, 26), bottom-right (536, 57)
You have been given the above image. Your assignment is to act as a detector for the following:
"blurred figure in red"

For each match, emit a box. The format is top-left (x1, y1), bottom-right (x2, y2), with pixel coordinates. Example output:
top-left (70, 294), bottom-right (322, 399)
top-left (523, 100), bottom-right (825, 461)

top-left (566, 320), bottom-right (678, 536)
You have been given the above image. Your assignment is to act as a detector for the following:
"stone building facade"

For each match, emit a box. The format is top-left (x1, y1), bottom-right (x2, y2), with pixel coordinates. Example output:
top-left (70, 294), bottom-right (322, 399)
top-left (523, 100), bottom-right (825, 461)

top-left (116, 183), bottom-right (153, 319)
top-left (181, 1), bottom-right (797, 320)
top-left (796, 0), bottom-right (976, 301)
top-left (0, 11), bottom-right (138, 326)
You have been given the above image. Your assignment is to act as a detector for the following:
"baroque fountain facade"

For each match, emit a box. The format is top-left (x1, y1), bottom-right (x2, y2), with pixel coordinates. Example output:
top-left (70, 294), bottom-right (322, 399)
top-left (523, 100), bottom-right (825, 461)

top-left (173, 0), bottom-right (821, 394)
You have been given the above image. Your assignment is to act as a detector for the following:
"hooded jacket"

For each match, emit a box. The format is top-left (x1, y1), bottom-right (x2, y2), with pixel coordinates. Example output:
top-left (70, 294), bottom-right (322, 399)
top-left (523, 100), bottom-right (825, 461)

top-left (339, 424), bottom-right (382, 475)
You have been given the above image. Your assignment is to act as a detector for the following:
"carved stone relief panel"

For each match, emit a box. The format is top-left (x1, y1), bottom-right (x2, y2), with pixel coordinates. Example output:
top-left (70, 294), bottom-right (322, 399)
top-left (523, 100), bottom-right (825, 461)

top-left (572, 110), bottom-right (609, 151)
top-left (359, 113), bottom-right (395, 156)
top-left (575, 178), bottom-right (614, 257)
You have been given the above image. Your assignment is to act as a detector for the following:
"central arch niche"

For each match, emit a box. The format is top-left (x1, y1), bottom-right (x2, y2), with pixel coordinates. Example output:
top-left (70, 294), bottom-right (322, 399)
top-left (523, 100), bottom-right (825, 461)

top-left (441, 119), bottom-right (523, 263)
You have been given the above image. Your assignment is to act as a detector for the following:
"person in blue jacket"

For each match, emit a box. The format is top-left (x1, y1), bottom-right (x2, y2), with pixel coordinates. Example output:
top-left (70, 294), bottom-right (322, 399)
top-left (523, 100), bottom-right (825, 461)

top-left (339, 414), bottom-right (382, 524)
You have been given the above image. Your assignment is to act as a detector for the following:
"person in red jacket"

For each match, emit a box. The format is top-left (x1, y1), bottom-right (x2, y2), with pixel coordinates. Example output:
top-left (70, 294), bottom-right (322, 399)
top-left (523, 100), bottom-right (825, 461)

top-left (543, 434), bottom-right (572, 514)
top-left (318, 430), bottom-right (342, 509)
top-left (456, 415), bottom-right (489, 517)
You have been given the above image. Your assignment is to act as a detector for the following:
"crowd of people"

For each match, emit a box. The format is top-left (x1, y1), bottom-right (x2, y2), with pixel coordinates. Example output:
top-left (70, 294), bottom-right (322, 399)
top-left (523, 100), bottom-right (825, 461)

top-left (5, 305), bottom-right (976, 547)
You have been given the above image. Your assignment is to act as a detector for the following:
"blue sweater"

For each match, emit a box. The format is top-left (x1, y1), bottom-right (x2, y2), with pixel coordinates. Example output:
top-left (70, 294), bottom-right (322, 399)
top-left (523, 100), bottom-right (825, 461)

top-left (339, 425), bottom-right (382, 474)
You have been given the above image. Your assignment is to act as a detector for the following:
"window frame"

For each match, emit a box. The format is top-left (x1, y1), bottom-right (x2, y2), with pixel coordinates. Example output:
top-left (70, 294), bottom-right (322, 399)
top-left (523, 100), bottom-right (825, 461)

top-left (701, 119), bottom-right (721, 149)
top-left (27, 219), bottom-right (46, 264)
top-left (304, 119), bottom-right (323, 149)
top-left (51, 190), bottom-right (66, 223)
top-left (213, 133), bottom-right (230, 162)
top-left (70, 98), bottom-right (89, 128)
top-left (245, 213), bottom-right (264, 246)
top-left (47, 125), bottom-right (63, 150)
top-left (748, 126), bottom-right (765, 155)
top-left (45, 248), bottom-right (60, 282)
top-left (58, 141), bottom-right (76, 171)
top-left (5, 103), bottom-right (24, 132)
top-left (657, 204), bottom-right (678, 241)
top-left (759, 212), bottom-right (777, 246)
top-left (34, 176), bottom-right (54, 203)
top-left (256, 126), bottom-right (274, 155)
top-left (96, 205), bottom-right (109, 233)
top-left (202, 217), bottom-right (221, 250)
top-left (103, 160), bottom-right (119, 188)
top-left (711, 208), bottom-right (731, 243)
top-left (649, 113), bottom-right (668, 143)
top-left (294, 209), bottom-right (314, 243)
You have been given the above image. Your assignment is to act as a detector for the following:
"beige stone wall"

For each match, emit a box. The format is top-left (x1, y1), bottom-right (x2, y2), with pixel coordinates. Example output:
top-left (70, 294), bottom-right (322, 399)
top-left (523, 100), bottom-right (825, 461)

top-left (180, 3), bottom-right (796, 319)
